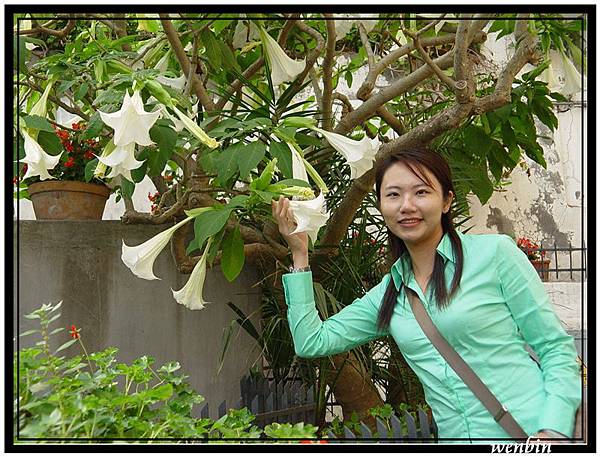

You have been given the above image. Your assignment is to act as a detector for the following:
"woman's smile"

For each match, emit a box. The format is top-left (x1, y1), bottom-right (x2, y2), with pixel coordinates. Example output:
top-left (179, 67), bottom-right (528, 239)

top-left (398, 217), bottom-right (423, 228)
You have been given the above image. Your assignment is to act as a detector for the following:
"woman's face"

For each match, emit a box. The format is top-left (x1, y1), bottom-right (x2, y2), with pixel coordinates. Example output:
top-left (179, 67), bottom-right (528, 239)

top-left (379, 161), bottom-right (453, 249)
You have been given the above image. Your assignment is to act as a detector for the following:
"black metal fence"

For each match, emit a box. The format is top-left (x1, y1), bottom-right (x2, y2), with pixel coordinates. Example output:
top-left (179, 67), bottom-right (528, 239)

top-left (199, 373), bottom-right (438, 441)
top-left (520, 242), bottom-right (587, 281)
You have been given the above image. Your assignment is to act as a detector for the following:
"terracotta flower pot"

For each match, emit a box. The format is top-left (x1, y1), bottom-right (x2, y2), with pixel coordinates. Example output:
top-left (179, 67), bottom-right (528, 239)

top-left (530, 259), bottom-right (551, 281)
top-left (27, 181), bottom-right (111, 220)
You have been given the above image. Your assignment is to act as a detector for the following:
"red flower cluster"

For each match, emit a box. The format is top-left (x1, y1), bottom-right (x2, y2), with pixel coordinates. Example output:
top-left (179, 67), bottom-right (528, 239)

top-left (36, 121), bottom-right (105, 182)
top-left (148, 191), bottom-right (161, 214)
top-left (516, 237), bottom-right (545, 261)
top-left (69, 325), bottom-right (80, 339)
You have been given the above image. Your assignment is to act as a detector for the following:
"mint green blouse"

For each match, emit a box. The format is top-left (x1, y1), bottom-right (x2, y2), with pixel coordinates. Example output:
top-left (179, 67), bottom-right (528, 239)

top-left (282, 232), bottom-right (581, 441)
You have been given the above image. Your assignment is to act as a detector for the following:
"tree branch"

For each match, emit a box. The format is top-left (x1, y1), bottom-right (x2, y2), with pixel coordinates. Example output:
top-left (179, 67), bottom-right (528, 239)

top-left (214, 19), bottom-right (297, 112)
top-left (453, 18), bottom-right (471, 89)
top-left (160, 16), bottom-right (216, 113)
top-left (473, 19), bottom-right (539, 114)
top-left (321, 15), bottom-right (336, 131)
top-left (18, 19), bottom-right (76, 38)
top-left (376, 106), bottom-right (406, 136)
top-left (407, 30), bottom-right (458, 93)
top-left (336, 51), bottom-right (456, 135)
top-left (357, 32), bottom-right (470, 101)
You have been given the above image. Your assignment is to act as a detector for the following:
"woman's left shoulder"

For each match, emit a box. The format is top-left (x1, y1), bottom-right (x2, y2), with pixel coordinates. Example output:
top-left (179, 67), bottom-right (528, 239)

top-left (457, 232), bottom-right (515, 252)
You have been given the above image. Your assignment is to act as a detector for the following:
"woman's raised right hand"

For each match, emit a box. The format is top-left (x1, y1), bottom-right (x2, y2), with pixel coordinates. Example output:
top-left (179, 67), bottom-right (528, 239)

top-left (271, 197), bottom-right (309, 257)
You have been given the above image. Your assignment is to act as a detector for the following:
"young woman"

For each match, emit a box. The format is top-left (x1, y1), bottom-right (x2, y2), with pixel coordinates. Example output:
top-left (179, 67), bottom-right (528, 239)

top-left (271, 147), bottom-right (581, 442)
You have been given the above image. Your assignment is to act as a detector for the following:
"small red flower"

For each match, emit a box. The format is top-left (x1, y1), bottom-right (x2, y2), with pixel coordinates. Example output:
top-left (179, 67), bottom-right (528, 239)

top-left (13, 176), bottom-right (17, 185)
top-left (164, 175), bottom-right (173, 182)
top-left (84, 151), bottom-right (95, 160)
top-left (69, 325), bottom-right (80, 339)
top-left (64, 157), bottom-right (76, 168)
top-left (22, 164), bottom-right (28, 173)
top-left (65, 142), bottom-right (74, 152)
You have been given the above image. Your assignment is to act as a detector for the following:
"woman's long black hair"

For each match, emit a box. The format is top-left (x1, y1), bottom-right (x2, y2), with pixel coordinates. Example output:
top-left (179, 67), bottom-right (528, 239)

top-left (375, 147), bottom-right (464, 331)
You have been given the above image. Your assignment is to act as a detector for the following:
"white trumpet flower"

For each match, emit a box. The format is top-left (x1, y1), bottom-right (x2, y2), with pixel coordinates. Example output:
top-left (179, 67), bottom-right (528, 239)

top-left (560, 52), bottom-right (584, 98)
top-left (289, 142), bottom-right (309, 183)
top-left (20, 128), bottom-right (60, 181)
top-left (313, 128), bottom-right (379, 179)
top-left (539, 63), bottom-right (561, 92)
top-left (334, 14), bottom-right (378, 41)
top-left (55, 96), bottom-right (84, 128)
top-left (97, 141), bottom-right (144, 182)
top-left (98, 90), bottom-right (160, 146)
top-left (157, 72), bottom-right (187, 91)
top-left (171, 238), bottom-right (213, 310)
top-left (258, 27), bottom-right (305, 86)
top-left (122, 216), bottom-right (194, 280)
top-left (172, 106), bottom-right (220, 149)
top-left (289, 192), bottom-right (330, 245)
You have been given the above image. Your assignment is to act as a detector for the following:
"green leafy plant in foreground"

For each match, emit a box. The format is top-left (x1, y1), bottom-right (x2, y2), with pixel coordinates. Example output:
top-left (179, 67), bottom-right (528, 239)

top-left (14, 302), bottom-right (322, 443)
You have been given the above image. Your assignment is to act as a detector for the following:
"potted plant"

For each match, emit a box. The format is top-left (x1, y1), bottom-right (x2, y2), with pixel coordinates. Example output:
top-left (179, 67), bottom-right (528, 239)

top-left (516, 237), bottom-right (550, 281)
top-left (15, 121), bottom-right (110, 220)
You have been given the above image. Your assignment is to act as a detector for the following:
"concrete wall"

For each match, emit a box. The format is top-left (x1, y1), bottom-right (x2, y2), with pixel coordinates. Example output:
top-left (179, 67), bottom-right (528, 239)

top-left (14, 220), bottom-right (262, 417)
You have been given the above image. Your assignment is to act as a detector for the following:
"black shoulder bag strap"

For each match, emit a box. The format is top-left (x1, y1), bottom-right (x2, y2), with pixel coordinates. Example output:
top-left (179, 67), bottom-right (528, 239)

top-left (405, 287), bottom-right (529, 440)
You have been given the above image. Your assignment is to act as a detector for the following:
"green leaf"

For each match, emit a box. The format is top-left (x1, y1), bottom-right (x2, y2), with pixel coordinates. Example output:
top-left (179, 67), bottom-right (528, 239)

top-left (193, 207), bottom-right (233, 253)
top-left (85, 158), bottom-right (99, 182)
top-left (226, 195), bottom-right (250, 209)
top-left (184, 207), bottom-right (213, 218)
top-left (148, 124), bottom-right (177, 176)
top-left (82, 112), bottom-right (104, 139)
top-left (500, 122), bottom-right (518, 152)
top-left (463, 125), bottom-right (492, 159)
top-left (213, 19), bottom-right (233, 34)
top-left (37, 130), bottom-right (63, 155)
top-left (251, 157), bottom-right (277, 191)
top-left (295, 132), bottom-right (322, 148)
top-left (221, 226), bottom-right (245, 282)
top-left (469, 163), bottom-right (494, 204)
top-left (147, 383), bottom-right (173, 401)
top-left (201, 29), bottom-right (222, 70)
top-left (238, 141), bottom-right (267, 179)
top-left (130, 160), bottom-right (147, 183)
top-left (58, 79), bottom-right (77, 94)
top-left (216, 142), bottom-right (243, 183)
top-left (268, 141), bottom-right (292, 179)
top-left (218, 41), bottom-right (240, 71)
top-left (14, 36), bottom-right (29, 73)
top-left (281, 116), bottom-right (317, 129)
top-left (74, 82), bottom-right (89, 101)
top-left (19, 329), bottom-right (39, 337)
top-left (55, 339), bottom-right (78, 354)
top-left (121, 177), bottom-right (135, 199)
top-left (22, 115), bottom-right (54, 133)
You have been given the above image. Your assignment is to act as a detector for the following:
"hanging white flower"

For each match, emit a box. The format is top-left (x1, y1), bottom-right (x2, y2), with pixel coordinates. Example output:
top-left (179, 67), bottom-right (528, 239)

top-left (97, 141), bottom-right (144, 182)
top-left (288, 192), bottom-right (330, 245)
top-left (55, 96), bottom-right (84, 128)
top-left (122, 216), bottom-right (194, 280)
top-left (313, 128), bottom-right (379, 179)
top-left (560, 52), bottom-right (584, 98)
top-left (334, 14), bottom-right (379, 41)
top-left (20, 128), bottom-right (60, 181)
top-left (171, 238), bottom-right (213, 310)
top-left (258, 27), bottom-right (305, 86)
top-left (539, 63), bottom-right (562, 93)
top-left (98, 90), bottom-right (160, 147)
top-left (156, 72), bottom-right (187, 92)
top-left (290, 142), bottom-right (309, 184)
